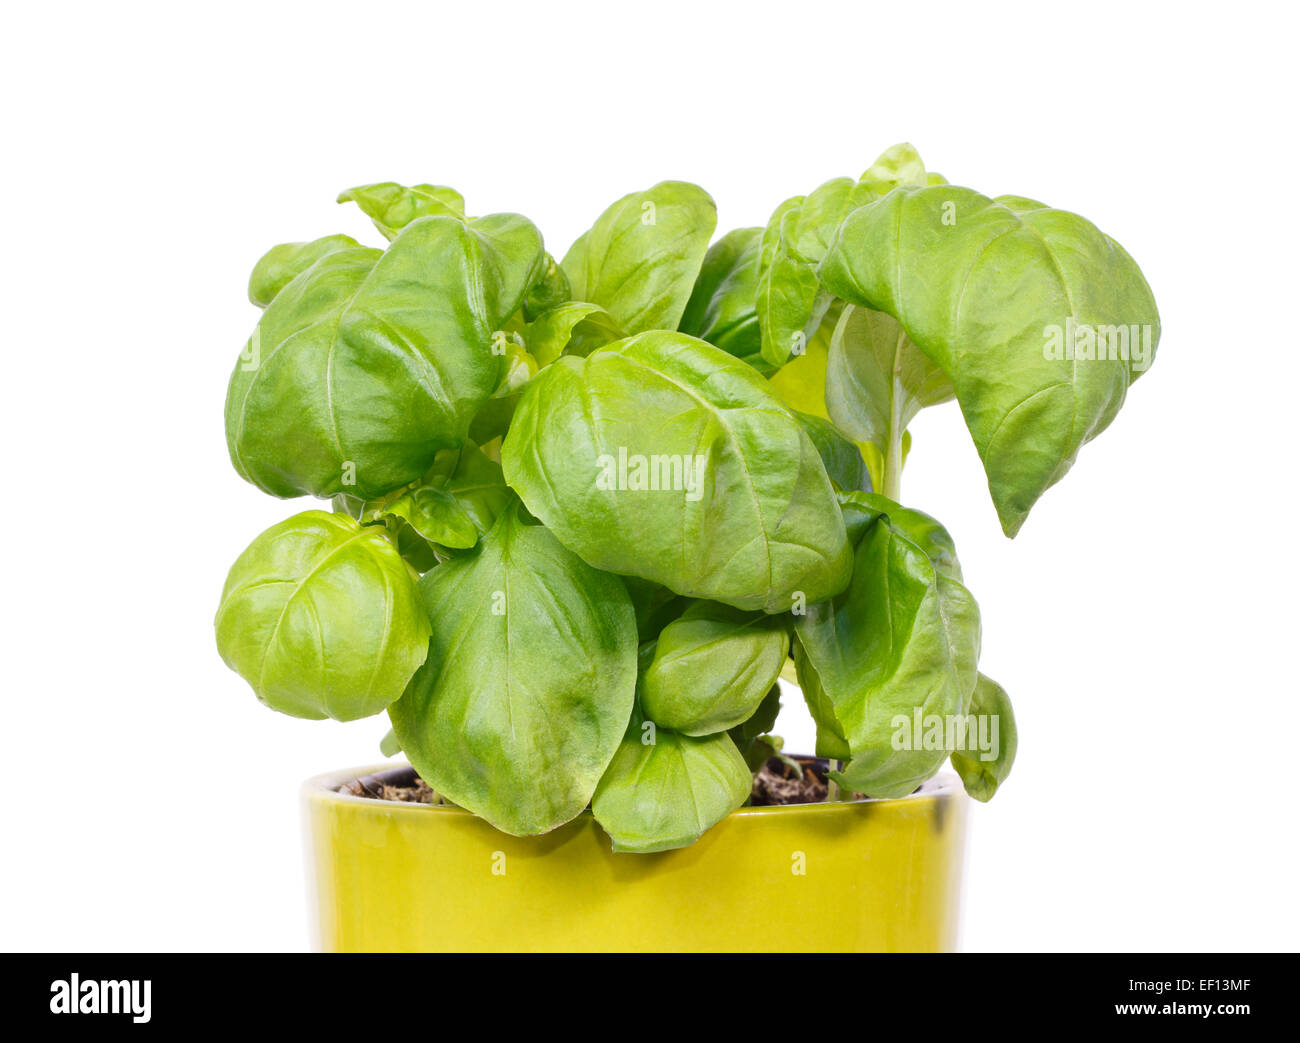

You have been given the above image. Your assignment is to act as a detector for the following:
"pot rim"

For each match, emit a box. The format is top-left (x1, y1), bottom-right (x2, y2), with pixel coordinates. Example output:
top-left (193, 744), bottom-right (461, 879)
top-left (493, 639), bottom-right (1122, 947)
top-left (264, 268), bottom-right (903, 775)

top-left (303, 761), bottom-right (962, 821)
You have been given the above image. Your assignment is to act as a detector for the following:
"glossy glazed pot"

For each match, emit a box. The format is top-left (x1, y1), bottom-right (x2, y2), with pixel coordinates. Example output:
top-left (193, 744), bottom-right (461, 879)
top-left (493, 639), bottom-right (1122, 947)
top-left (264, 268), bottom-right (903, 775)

top-left (303, 763), bottom-right (968, 952)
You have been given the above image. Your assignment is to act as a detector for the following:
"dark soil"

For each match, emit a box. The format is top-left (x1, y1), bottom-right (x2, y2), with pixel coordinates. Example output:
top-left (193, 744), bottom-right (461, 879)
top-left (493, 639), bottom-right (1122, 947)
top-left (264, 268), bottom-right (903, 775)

top-left (342, 756), bottom-right (840, 807)
top-left (342, 770), bottom-right (437, 804)
top-left (749, 756), bottom-right (831, 805)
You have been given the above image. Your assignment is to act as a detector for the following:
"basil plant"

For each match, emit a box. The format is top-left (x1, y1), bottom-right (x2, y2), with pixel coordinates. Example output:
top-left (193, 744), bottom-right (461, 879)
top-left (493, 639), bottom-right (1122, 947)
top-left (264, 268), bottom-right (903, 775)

top-left (216, 146), bottom-right (1159, 851)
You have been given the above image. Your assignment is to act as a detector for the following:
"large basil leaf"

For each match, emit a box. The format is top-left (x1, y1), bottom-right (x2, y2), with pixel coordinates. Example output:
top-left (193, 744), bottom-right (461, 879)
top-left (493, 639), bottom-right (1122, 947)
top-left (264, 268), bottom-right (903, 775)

top-left (592, 712), bottom-right (751, 853)
top-left (794, 493), bottom-right (981, 798)
top-left (641, 602), bottom-right (790, 736)
top-left (679, 227), bottom-right (765, 369)
top-left (560, 181), bottom-right (716, 334)
top-left (819, 185), bottom-right (1160, 536)
top-left (214, 511), bottom-right (430, 721)
top-left (826, 304), bottom-right (953, 497)
top-left (389, 506), bottom-right (637, 836)
top-left (501, 331), bottom-right (852, 612)
top-left (225, 213), bottom-right (545, 500)
top-left (247, 234), bottom-right (363, 308)
top-left (337, 182), bottom-right (465, 239)
top-left (951, 672), bottom-right (1018, 802)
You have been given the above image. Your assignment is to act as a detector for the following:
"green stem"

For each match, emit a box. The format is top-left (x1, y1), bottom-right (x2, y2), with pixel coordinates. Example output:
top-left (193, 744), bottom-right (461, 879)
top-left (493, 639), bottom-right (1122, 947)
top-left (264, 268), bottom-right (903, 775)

top-left (881, 352), bottom-right (906, 502)
top-left (882, 427), bottom-right (903, 502)
top-left (878, 351), bottom-right (909, 496)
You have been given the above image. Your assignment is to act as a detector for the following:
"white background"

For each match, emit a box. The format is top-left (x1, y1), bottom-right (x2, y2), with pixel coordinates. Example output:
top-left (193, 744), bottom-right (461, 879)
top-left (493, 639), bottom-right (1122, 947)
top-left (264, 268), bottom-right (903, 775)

top-left (2, 0), bottom-right (1295, 952)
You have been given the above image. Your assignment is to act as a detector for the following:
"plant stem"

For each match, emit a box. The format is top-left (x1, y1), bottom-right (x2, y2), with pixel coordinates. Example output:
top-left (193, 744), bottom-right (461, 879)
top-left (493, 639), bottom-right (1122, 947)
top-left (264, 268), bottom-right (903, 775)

top-left (882, 364), bottom-right (906, 501)
top-left (882, 428), bottom-right (903, 501)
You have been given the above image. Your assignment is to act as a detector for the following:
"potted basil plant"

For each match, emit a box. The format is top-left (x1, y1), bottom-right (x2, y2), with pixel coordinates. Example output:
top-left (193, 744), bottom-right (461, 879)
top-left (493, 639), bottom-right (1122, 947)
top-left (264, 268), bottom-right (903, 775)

top-left (216, 145), bottom-right (1159, 952)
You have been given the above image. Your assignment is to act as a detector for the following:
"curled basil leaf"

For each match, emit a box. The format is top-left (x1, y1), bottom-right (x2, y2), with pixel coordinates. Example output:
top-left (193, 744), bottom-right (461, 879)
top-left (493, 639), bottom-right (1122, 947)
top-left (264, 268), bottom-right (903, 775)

top-left (247, 234), bottom-right (363, 308)
top-left (642, 602), bottom-right (790, 736)
top-left (859, 142), bottom-right (928, 188)
top-left (522, 253), bottom-right (572, 320)
top-left (381, 443), bottom-right (511, 551)
top-left (825, 304), bottom-right (953, 496)
top-left (819, 184), bottom-right (1159, 536)
top-left (501, 330), bottom-right (852, 612)
top-left (560, 181), bottom-right (717, 334)
top-left (524, 301), bottom-right (623, 366)
top-left (379, 728), bottom-right (402, 757)
top-left (337, 182), bottom-right (465, 239)
top-left (389, 505), bottom-right (637, 836)
top-left (951, 673), bottom-right (1018, 802)
top-left (225, 213), bottom-right (544, 500)
top-left (214, 511), bottom-right (430, 721)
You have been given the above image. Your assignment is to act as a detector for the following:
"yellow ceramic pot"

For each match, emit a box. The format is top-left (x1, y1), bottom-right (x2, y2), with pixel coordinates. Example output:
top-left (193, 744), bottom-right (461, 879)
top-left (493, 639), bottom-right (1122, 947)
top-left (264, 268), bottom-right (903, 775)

top-left (304, 764), bottom-right (967, 952)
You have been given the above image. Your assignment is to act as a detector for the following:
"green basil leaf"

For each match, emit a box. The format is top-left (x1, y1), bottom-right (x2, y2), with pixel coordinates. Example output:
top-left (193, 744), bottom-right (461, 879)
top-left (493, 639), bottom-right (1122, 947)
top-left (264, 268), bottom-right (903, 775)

top-left (756, 144), bottom-right (934, 369)
top-left (225, 212), bottom-right (545, 500)
top-left (522, 253), bottom-right (572, 320)
top-left (467, 397), bottom-right (517, 447)
top-left (214, 511), bottom-right (430, 721)
top-left (382, 444), bottom-right (511, 550)
top-left (247, 234), bottom-right (364, 308)
top-left (791, 410), bottom-right (871, 493)
top-left (642, 602), bottom-right (790, 736)
top-left (757, 177), bottom-right (884, 368)
top-left (791, 645), bottom-right (850, 760)
top-left (730, 683), bottom-right (782, 752)
top-left (592, 716), bottom-right (751, 853)
top-left (765, 300), bottom-right (841, 417)
top-left (524, 301), bottom-right (623, 366)
top-left (501, 331), bottom-right (852, 612)
top-left (621, 577), bottom-right (690, 641)
top-left (951, 672), bottom-right (1018, 802)
top-left (825, 304), bottom-right (954, 464)
top-left (859, 141), bottom-right (929, 192)
top-left (560, 181), bottom-right (717, 334)
top-left (390, 506), bottom-right (637, 836)
top-left (379, 728), bottom-right (402, 757)
top-left (679, 227), bottom-right (766, 369)
top-left (756, 205), bottom-right (828, 368)
top-left (795, 493), bottom-right (981, 797)
top-left (819, 185), bottom-right (1160, 536)
top-left (337, 182), bottom-right (465, 239)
